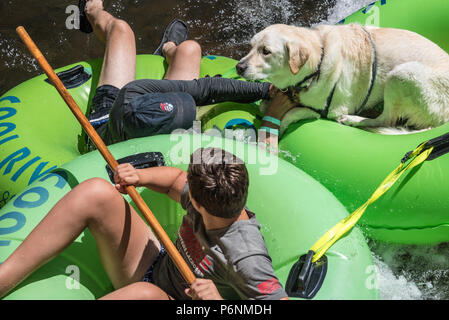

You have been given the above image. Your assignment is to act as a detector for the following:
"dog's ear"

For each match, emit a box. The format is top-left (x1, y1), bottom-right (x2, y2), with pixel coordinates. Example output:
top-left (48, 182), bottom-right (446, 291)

top-left (286, 42), bottom-right (309, 75)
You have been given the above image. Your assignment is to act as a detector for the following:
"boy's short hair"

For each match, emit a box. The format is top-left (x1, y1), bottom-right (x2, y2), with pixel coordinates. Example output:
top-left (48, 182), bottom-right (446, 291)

top-left (187, 147), bottom-right (249, 219)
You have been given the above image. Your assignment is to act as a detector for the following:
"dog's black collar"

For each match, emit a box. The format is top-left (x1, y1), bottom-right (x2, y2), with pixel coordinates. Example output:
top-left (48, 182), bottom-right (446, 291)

top-left (285, 45), bottom-right (335, 118)
top-left (287, 45), bottom-right (325, 95)
top-left (356, 27), bottom-right (377, 116)
top-left (285, 26), bottom-right (377, 119)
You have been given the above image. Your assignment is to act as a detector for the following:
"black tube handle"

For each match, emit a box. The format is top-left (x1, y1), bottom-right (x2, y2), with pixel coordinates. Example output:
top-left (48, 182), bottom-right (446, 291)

top-left (45, 64), bottom-right (91, 89)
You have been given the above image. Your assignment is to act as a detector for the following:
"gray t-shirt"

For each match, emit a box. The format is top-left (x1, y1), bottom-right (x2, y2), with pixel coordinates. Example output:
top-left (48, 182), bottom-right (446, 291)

top-left (152, 183), bottom-right (288, 300)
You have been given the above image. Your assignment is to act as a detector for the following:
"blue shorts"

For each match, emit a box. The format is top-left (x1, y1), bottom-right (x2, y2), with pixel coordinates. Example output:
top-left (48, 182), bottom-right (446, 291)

top-left (141, 245), bottom-right (166, 283)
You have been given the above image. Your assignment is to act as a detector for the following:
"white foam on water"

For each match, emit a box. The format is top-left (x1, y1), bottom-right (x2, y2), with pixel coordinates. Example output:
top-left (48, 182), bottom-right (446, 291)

top-left (324, 0), bottom-right (374, 24)
top-left (0, 36), bottom-right (39, 72)
top-left (371, 254), bottom-right (423, 300)
top-left (370, 241), bottom-right (449, 300)
top-left (175, 0), bottom-right (337, 56)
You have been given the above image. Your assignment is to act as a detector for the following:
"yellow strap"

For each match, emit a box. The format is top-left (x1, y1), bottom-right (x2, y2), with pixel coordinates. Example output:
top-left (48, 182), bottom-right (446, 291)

top-left (310, 143), bottom-right (434, 262)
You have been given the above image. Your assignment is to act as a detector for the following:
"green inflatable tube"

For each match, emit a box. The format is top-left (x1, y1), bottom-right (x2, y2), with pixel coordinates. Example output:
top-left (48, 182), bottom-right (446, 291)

top-left (0, 134), bottom-right (378, 300)
top-left (0, 54), bottom-right (260, 205)
top-left (340, 0), bottom-right (449, 53)
top-left (279, 0), bottom-right (449, 244)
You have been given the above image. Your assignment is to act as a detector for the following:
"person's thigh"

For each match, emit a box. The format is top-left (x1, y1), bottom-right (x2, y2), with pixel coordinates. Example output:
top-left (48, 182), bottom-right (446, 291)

top-left (81, 178), bottom-right (161, 289)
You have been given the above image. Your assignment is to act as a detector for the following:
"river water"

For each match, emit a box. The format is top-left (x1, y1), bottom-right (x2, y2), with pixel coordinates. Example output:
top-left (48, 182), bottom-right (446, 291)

top-left (1, 0), bottom-right (448, 300)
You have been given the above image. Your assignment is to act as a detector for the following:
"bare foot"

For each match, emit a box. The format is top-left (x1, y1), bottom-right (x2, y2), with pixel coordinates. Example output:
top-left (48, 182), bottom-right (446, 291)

top-left (162, 41), bottom-right (176, 58)
top-left (85, 0), bottom-right (104, 17)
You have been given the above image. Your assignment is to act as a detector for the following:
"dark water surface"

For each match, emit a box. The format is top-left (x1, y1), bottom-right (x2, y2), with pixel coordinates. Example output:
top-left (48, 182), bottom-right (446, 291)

top-left (0, 0), bottom-right (341, 95)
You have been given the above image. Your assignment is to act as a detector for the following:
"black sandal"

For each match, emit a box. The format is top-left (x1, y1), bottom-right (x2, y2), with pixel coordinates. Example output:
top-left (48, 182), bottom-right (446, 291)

top-left (78, 0), bottom-right (93, 33)
top-left (153, 19), bottom-right (190, 56)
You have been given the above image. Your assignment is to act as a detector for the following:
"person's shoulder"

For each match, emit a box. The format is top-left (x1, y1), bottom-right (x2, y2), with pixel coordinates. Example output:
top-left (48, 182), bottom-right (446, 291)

top-left (229, 209), bottom-right (262, 236)
top-left (220, 216), bottom-right (269, 264)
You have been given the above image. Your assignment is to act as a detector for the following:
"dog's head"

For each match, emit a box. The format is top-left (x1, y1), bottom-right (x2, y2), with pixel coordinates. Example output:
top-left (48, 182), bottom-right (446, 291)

top-left (236, 24), bottom-right (319, 89)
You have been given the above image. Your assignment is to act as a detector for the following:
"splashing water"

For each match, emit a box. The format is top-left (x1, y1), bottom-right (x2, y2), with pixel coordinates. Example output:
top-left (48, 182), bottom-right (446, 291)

top-left (174, 0), bottom-right (338, 58)
top-left (369, 240), bottom-right (449, 300)
top-left (324, 0), bottom-right (374, 24)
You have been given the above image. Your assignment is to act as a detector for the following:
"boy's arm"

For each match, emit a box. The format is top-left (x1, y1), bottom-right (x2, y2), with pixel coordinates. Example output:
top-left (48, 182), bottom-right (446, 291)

top-left (258, 89), bottom-right (298, 153)
top-left (114, 163), bottom-right (187, 203)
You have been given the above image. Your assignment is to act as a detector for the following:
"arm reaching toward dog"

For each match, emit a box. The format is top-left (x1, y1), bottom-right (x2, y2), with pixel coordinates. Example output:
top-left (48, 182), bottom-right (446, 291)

top-left (264, 87), bottom-right (298, 120)
top-left (259, 88), bottom-right (298, 152)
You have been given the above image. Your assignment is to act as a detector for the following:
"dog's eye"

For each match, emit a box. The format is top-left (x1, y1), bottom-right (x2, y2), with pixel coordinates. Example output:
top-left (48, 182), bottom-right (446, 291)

top-left (262, 47), bottom-right (271, 56)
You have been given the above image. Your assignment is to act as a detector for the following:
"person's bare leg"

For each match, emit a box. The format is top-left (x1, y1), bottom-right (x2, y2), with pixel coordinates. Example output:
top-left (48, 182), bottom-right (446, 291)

top-left (0, 178), bottom-right (160, 298)
top-left (162, 40), bottom-right (201, 80)
top-left (85, 0), bottom-right (136, 88)
top-left (99, 282), bottom-right (171, 300)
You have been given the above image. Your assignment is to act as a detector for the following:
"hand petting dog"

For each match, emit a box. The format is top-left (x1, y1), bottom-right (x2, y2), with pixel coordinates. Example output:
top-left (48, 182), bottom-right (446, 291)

top-left (258, 87), bottom-right (298, 153)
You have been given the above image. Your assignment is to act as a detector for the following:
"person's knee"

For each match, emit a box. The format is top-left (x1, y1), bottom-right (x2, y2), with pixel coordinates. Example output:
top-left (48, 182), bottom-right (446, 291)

top-left (101, 282), bottom-right (170, 300)
top-left (131, 282), bottom-right (169, 300)
top-left (177, 40), bottom-right (202, 57)
top-left (107, 19), bottom-right (134, 37)
top-left (78, 177), bottom-right (118, 206)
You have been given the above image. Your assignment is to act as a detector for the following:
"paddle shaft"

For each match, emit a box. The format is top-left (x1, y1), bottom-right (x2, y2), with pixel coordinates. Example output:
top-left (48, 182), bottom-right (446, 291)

top-left (16, 26), bottom-right (196, 285)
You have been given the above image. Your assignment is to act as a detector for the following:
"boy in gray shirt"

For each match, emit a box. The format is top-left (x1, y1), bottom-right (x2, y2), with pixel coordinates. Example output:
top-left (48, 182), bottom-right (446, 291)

top-left (121, 147), bottom-right (288, 300)
top-left (0, 147), bottom-right (287, 300)
top-left (152, 180), bottom-right (287, 300)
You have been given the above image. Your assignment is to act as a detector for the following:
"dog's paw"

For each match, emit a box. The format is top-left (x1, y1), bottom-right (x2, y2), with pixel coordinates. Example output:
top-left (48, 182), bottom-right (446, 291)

top-left (336, 115), bottom-right (353, 125)
top-left (336, 115), bottom-right (366, 127)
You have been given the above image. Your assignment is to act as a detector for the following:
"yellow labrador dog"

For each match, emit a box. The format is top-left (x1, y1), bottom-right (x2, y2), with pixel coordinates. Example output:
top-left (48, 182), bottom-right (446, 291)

top-left (236, 23), bottom-right (449, 135)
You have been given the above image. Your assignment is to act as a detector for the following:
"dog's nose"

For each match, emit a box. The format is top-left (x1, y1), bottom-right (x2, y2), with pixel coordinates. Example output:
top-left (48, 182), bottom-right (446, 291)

top-left (236, 62), bottom-right (247, 75)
